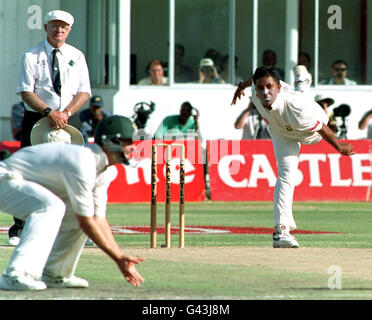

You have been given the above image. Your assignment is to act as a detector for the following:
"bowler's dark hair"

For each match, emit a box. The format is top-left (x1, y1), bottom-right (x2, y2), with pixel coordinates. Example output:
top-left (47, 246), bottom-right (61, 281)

top-left (252, 67), bottom-right (281, 85)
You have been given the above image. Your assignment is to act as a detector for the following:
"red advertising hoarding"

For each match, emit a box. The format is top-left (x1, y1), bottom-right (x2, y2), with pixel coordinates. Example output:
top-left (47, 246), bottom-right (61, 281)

top-left (0, 141), bottom-right (20, 154)
top-left (2, 139), bottom-right (371, 202)
top-left (107, 140), bottom-right (206, 202)
top-left (207, 140), bottom-right (372, 201)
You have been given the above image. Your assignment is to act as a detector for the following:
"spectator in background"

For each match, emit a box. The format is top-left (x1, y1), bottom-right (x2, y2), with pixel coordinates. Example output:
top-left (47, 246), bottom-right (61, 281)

top-left (358, 109), bottom-right (372, 138)
top-left (79, 95), bottom-right (111, 143)
top-left (11, 101), bottom-right (25, 141)
top-left (220, 54), bottom-right (243, 85)
top-left (298, 52), bottom-right (311, 72)
top-left (154, 101), bottom-right (201, 140)
top-left (262, 49), bottom-right (285, 80)
top-left (138, 60), bottom-right (168, 85)
top-left (321, 60), bottom-right (357, 85)
top-left (198, 58), bottom-right (224, 84)
top-left (204, 48), bottom-right (223, 72)
top-left (234, 99), bottom-right (271, 139)
top-left (0, 150), bottom-right (12, 161)
top-left (314, 94), bottom-right (335, 111)
top-left (314, 94), bottom-right (338, 133)
top-left (174, 44), bottom-right (194, 83)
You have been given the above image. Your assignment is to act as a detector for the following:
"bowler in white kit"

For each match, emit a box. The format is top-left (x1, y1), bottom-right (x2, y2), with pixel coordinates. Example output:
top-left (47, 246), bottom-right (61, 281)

top-left (232, 67), bottom-right (354, 248)
top-left (0, 115), bottom-right (145, 290)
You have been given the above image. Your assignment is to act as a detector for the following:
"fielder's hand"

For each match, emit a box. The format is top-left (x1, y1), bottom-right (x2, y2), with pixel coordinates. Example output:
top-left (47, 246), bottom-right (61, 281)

top-left (117, 256), bottom-right (145, 287)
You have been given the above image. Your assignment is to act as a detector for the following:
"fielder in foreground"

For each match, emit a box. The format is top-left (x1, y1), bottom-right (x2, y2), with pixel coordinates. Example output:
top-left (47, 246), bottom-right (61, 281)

top-left (0, 115), bottom-right (144, 290)
top-left (231, 67), bottom-right (354, 248)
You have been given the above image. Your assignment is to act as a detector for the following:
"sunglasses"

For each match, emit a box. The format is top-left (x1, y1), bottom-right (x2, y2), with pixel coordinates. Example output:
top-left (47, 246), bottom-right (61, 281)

top-left (48, 23), bottom-right (70, 32)
top-left (334, 67), bottom-right (347, 72)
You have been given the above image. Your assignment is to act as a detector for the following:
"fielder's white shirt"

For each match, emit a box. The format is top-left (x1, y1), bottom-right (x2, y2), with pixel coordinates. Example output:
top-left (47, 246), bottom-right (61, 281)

top-left (251, 81), bottom-right (329, 145)
top-left (16, 40), bottom-right (91, 112)
top-left (0, 143), bottom-right (110, 218)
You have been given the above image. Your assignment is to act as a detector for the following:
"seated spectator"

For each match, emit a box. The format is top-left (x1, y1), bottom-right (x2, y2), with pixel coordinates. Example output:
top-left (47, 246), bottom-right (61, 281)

top-left (298, 52), bottom-right (311, 72)
top-left (320, 59), bottom-right (357, 85)
top-left (204, 48), bottom-right (223, 72)
top-left (154, 101), bottom-right (201, 140)
top-left (138, 60), bottom-right (168, 85)
top-left (234, 99), bottom-right (271, 139)
top-left (262, 49), bottom-right (285, 80)
top-left (175, 44), bottom-right (195, 83)
top-left (79, 95), bottom-right (111, 142)
top-left (198, 58), bottom-right (225, 84)
top-left (314, 94), bottom-right (338, 133)
top-left (220, 54), bottom-right (243, 85)
top-left (358, 109), bottom-right (372, 138)
top-left (10, 101), bottom-right (25, 141)
top-left (314, 94), bottom-right (335, 113)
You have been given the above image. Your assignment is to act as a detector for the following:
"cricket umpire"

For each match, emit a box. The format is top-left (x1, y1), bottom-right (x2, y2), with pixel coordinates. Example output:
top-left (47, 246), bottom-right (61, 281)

top-left (9, 9), bottom-right (91, 245)
top-left (0, 115), bottom-right (144, 290)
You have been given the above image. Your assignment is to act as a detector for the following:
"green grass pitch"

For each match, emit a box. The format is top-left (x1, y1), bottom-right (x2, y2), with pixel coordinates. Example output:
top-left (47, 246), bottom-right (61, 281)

top-left (1, 201), bottom-right (372, 302)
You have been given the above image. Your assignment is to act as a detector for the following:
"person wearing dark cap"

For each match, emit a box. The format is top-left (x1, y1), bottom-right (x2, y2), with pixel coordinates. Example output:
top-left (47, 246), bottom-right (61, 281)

top-left (0, 150), bottom-right (12, 161)
top-left (79, 95), bottom-right (111, 142)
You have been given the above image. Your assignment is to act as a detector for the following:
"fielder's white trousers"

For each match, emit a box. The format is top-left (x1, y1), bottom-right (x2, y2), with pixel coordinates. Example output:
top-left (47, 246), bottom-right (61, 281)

top-left (0, 176), bottom-right (87, 280)
top-left (271, 132), bottom-right (301, 230)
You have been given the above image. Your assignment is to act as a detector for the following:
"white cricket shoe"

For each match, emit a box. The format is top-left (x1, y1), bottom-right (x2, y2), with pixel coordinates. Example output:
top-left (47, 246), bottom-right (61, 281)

top-left (273, 225), bottom-right (300, 248)
top-left (42, 274), bottom-right (89, 288)
top-left (0, 271), bottom-right (46, 291)
top-left (7, 236), bottom-right (20, 246)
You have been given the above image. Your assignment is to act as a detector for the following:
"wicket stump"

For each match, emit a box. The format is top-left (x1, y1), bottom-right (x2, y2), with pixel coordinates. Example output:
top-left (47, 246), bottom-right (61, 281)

top-left (151, 143), bottom-right (185, 248)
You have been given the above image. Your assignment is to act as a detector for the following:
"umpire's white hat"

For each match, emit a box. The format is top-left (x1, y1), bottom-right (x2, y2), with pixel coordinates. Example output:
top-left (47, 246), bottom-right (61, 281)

top-left (30, 117), bottom-right (84, 146)
top-left (45, 10), bottom-right (74, 26)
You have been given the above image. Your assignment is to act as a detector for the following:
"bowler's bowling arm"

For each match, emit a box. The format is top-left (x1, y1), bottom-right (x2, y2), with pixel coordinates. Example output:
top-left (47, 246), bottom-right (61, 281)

top-left (318, 123), bottom-right (354, 156)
